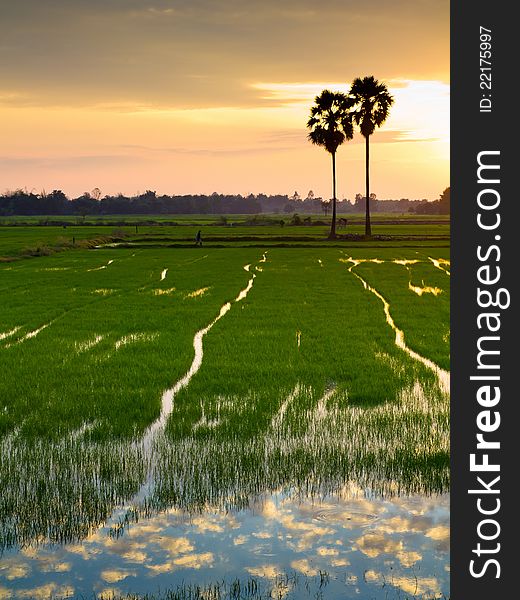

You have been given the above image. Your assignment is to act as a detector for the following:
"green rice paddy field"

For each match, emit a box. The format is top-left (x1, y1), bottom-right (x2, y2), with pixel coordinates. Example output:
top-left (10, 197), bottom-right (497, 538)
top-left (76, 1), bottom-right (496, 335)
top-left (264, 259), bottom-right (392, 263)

top-left (0, 222), bottom-right (450, 599)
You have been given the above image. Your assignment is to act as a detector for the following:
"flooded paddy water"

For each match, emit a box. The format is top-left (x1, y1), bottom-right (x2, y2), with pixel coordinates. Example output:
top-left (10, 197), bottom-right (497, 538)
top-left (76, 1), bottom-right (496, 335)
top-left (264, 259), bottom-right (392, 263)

top-left (0, 247), bottom-right (450, 599)
top-left (0, 485), bottom-right (449, 599)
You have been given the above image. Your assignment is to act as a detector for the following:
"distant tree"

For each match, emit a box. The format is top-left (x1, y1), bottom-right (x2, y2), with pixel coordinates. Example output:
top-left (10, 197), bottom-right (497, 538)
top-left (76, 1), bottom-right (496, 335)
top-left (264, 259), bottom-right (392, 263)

top-left (307, 90), bottom-right (354, 239)
top-left (72, 192), bottom-right (98, 218)
top-left (354, 193), bottom-right (365, 211)
top-left (322, 200), bottom-right (331, 216)
top-left (46, 190), bottom-right (68, 214)
top-left (439, 187), bottom-right (450, 214)
top-left (290, 190), bottom-right (301, 202)
top-left (350, 76), bottom-right (394, 236)
top-left (306, 190), bottom-right (315, 200)
top-left (91, 187), bottom-right (102, 201)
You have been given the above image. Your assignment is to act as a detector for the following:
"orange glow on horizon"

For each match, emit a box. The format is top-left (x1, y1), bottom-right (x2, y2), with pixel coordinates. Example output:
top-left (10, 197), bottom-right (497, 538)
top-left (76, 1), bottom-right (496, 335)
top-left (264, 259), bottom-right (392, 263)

top-left (0, 1), bottom-right (449, 201)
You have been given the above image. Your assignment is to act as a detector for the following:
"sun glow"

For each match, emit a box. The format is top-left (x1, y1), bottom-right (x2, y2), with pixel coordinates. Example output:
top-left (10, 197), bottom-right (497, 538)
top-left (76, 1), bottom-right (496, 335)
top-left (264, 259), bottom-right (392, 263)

top-left (0, 79), bottom-right (448, 200)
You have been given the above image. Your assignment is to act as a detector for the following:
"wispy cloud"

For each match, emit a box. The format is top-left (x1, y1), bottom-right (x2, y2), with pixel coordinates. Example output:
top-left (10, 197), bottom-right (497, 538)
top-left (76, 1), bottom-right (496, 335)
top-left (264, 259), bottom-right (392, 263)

top-left (0, 1), bottom-right (448, 109)
top-left (0, 155), bottom-right (145, 169)
top-left (117, 144), bottom-right (295, 157)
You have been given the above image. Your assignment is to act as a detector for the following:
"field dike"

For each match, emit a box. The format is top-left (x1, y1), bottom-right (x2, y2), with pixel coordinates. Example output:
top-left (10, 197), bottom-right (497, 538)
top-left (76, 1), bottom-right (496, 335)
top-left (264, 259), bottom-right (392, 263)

top-left (341, 257), bottom-right (449, 394)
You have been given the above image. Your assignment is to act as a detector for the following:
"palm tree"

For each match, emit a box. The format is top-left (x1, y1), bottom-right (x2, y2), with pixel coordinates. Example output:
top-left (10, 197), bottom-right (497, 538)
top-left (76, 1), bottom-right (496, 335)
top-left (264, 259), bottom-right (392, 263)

top-left (307, 90), bottom-right (354, 239)
top-left (350, 76), bottom-right (394, 236)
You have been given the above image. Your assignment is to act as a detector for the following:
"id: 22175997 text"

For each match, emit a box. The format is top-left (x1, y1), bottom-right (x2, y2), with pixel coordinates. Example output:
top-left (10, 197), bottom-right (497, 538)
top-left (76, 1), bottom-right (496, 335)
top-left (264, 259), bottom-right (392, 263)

top-left (480, 26), bottom-right (492, 113)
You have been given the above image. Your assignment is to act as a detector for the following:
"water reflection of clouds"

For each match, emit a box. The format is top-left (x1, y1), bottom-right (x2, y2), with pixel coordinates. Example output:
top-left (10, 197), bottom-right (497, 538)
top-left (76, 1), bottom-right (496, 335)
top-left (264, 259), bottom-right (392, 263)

top-left (101, 568), bottom-right (136, 583)
top-left (0, 557), bottom-right (31, 581)
top-left (365, 570), bottom-right (442, 597)
top-left (233, 534), bottom-right (249, 545)
top-left (290, 558), bottom-right (318, 576)
top-left (0, 582), bottom-right (75, 600)
top-left (245, 564), bottom-right (282, 578)
top-left (356, 532), bottom-right (404, 558)
top-left (1, 491), bottom-right (449, 599)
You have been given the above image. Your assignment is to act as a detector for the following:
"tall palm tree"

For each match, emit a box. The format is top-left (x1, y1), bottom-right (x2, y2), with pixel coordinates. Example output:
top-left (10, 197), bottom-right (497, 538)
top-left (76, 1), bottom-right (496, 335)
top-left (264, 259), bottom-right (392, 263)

top-left (350, 76), bottom-right (394, 236)
top-left (307, 90), bottom-right (354, 239)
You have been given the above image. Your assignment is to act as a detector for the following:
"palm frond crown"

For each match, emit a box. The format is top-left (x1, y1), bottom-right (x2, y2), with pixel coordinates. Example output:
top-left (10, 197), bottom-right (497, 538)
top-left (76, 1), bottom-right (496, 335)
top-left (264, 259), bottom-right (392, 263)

top-left (350, 76), bottom-right (394, 138)
top-left (306, 90), bottom-right (354, 155)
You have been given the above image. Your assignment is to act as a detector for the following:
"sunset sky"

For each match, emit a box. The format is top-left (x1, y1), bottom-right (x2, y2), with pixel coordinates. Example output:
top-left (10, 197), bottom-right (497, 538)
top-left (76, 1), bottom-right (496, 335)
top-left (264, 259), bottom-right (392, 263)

top-left (0, 0), bottom-right (449, 201)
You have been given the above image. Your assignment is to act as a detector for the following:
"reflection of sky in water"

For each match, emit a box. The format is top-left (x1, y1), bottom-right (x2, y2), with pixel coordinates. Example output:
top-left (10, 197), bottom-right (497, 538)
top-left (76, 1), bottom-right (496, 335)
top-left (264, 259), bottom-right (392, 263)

top-left (0, 489), bottom-right (449, 599)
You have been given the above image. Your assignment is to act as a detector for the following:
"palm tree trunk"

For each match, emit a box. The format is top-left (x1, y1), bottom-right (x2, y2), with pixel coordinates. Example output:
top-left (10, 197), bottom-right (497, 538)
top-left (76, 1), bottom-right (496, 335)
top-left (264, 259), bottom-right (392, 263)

top-left (329, 151), bottom-right (337, 239)
top-left (365, 135), bottom-right (371, 236)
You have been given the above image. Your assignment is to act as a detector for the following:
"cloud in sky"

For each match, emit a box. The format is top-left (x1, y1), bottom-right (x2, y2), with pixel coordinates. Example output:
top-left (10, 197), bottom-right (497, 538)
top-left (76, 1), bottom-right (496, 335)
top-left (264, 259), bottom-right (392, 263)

top-left (1, 0), bottom-right (449, 109)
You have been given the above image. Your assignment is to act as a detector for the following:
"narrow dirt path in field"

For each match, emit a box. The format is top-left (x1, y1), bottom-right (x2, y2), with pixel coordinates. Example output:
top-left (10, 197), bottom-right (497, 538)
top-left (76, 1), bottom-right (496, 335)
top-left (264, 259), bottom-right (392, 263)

top-left (342, 257), bottom-right (449, 394)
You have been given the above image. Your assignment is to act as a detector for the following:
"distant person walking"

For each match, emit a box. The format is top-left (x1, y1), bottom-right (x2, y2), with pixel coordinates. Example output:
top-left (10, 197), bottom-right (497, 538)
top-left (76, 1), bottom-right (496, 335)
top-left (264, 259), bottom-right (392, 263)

top-left (195, 230), bottom-right (202, 247)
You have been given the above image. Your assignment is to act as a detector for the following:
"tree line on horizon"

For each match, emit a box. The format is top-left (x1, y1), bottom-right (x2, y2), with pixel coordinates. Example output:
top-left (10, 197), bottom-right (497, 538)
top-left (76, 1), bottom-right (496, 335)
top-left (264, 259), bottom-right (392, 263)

top-left (0, 188), bottom-right (449, 218)
top-left (1, 76), bottom-right (450, 223)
